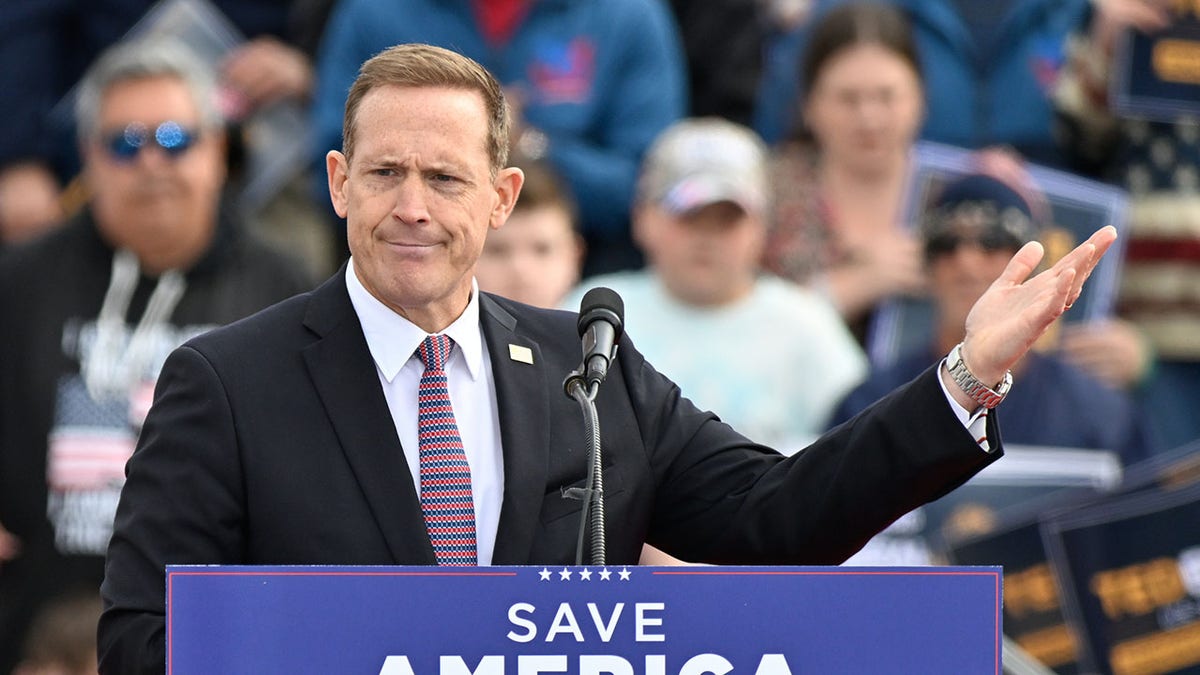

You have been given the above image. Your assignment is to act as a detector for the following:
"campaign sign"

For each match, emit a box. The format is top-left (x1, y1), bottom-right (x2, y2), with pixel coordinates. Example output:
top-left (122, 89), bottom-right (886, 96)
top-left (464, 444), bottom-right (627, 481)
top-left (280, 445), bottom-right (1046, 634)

top-left (166, 565), bottom-right (1002, 674)
top-left (1043, 481), bottom-right (1200, 675)
top-left (842, 445), bottom-right (1120, 569)
top-left (950, 515), bottom-right (1090, 674)
top-left (1119, 440), bottom-right (1200, 496)
top-left (1111, 10), bottom-right (1200, 124)
top-left (941, 444), bottom-right (1200, 674)
top-left (869, 141), bottom-right (1128, 368)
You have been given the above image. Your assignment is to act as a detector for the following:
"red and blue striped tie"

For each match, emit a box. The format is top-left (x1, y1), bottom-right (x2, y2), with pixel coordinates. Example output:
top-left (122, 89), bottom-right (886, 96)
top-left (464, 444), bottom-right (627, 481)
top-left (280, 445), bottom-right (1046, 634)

top-left (416, 334), bottom-right (478, 565)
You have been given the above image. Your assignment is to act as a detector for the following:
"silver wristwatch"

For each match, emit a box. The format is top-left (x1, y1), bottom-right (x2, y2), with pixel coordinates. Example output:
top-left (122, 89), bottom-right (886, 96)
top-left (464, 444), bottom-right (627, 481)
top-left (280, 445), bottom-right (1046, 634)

top-left (945, 342), bottom-right (1012, 409)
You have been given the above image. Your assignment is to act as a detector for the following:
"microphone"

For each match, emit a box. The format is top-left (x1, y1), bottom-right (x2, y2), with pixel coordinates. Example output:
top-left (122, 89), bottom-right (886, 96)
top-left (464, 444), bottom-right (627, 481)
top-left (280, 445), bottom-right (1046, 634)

top-left (577, 287), bottom-right (624, 386)
top-left (566, 287), bottom-right (623, 565)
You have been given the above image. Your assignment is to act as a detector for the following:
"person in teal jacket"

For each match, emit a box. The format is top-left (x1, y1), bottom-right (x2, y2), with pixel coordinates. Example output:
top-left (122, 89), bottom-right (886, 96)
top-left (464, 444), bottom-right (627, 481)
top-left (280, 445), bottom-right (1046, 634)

top-left (311, 0), bottom-right (688, 275)
top-left (755, 0), bottom-right (1091, 169)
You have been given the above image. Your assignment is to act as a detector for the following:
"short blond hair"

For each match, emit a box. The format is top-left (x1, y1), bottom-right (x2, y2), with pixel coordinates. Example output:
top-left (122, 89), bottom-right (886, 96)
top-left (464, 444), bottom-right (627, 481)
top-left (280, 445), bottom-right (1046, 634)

top-left (342, 43), bottom-right (510, 174)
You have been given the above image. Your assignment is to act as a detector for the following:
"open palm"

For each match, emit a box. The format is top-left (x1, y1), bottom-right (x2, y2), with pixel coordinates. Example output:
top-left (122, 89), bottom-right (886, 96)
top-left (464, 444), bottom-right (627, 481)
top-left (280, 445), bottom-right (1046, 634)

top-left (958, 225), bottom-right (1118, 388)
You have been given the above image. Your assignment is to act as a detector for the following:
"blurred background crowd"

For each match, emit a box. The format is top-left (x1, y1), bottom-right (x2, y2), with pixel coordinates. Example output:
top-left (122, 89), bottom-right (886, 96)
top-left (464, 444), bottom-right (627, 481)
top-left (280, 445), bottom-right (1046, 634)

top-left (1, 0), bottom-right (1199, 672)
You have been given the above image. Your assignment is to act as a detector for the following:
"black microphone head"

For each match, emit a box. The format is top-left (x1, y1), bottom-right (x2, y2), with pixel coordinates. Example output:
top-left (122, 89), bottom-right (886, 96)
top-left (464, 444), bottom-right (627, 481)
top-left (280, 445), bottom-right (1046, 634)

top-left (577, 287), bottom-right (624, 338)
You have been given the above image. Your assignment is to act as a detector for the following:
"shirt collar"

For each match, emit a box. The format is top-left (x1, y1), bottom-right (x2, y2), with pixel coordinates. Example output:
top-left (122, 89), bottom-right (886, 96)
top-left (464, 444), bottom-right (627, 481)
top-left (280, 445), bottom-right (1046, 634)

top-left (345, 260), bottom-right (485, 382)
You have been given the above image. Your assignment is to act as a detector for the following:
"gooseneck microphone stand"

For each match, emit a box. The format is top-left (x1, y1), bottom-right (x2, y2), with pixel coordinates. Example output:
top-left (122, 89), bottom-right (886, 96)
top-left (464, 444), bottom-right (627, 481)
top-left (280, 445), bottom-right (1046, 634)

top-left (564, 287), bottom-right (624, 566)
top-left (563, 373), bottom-right (605, 566)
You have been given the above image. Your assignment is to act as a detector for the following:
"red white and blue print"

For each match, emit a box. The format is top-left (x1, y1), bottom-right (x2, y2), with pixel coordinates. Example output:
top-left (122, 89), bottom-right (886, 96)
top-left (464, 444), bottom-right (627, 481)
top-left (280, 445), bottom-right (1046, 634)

top-left (416, 334), bottom-right (478, 565)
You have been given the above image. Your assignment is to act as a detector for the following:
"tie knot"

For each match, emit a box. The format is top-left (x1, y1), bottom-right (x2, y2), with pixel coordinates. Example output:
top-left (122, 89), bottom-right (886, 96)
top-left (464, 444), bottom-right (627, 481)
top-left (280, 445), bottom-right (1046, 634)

top-left (418, 334), bottom-right (453, 371)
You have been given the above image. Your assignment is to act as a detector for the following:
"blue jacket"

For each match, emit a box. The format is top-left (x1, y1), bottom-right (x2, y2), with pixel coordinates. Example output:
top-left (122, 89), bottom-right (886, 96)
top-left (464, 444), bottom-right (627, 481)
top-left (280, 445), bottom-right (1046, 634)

top-left (311, 0), bottom-right (687, 241)
top-left (829, 349), bottom-right (1157, 467)
top-left (0, 0), bottom-right (296, 175)
top-left (754, 0), bottom-right (1090, 168)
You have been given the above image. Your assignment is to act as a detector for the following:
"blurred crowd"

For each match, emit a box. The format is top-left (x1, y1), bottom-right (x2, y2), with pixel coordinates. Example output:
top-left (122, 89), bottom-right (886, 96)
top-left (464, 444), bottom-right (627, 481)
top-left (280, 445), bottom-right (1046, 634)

top-left (1, 0), bottom-right (1199, 672)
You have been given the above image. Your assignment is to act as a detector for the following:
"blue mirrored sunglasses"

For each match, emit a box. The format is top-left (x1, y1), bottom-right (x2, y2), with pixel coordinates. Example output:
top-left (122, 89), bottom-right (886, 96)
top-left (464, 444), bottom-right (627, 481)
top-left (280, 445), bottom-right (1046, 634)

top-left (101, 121), bottom-right (199, 161)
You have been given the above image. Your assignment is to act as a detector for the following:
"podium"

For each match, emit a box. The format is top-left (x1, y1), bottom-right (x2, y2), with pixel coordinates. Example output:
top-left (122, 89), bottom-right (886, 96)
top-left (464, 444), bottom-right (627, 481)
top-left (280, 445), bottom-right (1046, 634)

top-left (166, 565), bottom-right (1001, 674)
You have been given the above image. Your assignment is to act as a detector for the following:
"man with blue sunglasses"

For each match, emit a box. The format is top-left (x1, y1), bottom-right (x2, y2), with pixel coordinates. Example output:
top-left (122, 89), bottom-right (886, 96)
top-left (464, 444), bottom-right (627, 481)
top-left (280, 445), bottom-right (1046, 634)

top-left (0, 38), bottom-right (314, 672)
top-left (79, 52), bottom-right (225, 279)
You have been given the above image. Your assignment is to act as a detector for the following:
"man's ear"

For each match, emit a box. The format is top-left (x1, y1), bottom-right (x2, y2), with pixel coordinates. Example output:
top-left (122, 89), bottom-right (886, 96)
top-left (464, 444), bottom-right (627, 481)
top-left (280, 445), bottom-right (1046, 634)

top-left (489, 166), bottom-right (525, 230)
top-left (326, 150), bottom-right (350, 218)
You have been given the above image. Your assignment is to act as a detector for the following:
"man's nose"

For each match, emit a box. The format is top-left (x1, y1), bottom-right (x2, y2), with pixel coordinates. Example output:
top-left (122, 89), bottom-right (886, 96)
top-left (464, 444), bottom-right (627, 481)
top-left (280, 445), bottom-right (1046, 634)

top-left (131, 144), bottom-right (178, 170)
top-left (391, 178), bottom-right (431, 224)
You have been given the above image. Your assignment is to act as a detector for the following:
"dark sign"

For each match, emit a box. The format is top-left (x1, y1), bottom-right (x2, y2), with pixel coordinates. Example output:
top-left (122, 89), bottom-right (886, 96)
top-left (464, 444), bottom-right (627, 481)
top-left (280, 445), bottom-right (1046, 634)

top-left (1111, 7), bottom-right (1200, 123)
top-left (1044, 481), bottom-right (1200, 675)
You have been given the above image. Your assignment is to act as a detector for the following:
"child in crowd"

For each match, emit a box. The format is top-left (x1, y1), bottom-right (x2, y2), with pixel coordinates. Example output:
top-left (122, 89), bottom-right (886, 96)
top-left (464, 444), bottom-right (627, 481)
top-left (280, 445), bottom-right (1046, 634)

top-left (568, 117), bottom-right (867, 451)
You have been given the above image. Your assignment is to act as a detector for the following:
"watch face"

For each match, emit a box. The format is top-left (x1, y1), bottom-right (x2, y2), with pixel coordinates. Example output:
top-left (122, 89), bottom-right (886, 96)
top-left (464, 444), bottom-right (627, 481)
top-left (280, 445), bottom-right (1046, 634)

top-left (950, 344), bottom-right (964, 367)
top-left (995, 372), bottom-right (1013, 395)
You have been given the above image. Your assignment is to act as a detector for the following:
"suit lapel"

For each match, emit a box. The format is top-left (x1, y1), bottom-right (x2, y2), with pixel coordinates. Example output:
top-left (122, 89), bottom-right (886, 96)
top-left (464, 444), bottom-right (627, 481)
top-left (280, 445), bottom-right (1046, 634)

top-left (480, 295), bottom-right (551, 564)
top-left (301, 271), bottom-right (436, 564)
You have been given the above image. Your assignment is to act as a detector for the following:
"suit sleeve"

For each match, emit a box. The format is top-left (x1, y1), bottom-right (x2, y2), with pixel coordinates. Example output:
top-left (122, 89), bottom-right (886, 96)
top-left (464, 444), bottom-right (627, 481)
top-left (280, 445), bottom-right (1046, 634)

top-left (627, 348), bottom-right (1001, 565)
top-left (98, 345), bottom-right (247, 674)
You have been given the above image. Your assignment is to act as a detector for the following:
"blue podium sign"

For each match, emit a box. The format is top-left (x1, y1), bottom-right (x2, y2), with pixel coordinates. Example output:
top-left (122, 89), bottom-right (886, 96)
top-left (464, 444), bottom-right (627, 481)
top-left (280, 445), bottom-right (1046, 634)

top-left (166, 565), bottom-right (1001, 674)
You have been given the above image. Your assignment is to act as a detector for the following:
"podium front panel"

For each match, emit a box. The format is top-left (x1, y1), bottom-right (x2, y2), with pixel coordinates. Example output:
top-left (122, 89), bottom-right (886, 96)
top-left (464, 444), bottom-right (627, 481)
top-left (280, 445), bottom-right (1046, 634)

top-left (166, 565), bottom-right (1002, 674)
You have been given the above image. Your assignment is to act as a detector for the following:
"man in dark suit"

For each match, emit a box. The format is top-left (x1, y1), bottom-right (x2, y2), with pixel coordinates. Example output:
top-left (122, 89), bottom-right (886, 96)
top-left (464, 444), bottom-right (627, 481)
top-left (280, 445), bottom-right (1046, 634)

top-left (98, 43), bottom-right (1117, 672)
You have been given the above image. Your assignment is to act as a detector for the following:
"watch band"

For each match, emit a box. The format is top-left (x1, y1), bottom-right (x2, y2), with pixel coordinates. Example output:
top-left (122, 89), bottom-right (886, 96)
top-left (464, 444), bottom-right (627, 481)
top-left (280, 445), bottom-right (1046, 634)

top-left (945, 342), bottom-right (1012, 409)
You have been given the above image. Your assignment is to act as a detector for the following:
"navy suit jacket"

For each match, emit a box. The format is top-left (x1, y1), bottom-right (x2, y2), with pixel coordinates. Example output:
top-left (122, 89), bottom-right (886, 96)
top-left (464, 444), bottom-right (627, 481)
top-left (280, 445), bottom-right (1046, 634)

top-left (99, 267), bottom-right (1001, 672)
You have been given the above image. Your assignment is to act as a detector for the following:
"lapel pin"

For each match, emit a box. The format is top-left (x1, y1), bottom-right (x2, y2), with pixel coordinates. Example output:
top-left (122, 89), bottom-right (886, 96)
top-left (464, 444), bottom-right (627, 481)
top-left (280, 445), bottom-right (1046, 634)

top-left (508, 344), bottom-right (534, 364)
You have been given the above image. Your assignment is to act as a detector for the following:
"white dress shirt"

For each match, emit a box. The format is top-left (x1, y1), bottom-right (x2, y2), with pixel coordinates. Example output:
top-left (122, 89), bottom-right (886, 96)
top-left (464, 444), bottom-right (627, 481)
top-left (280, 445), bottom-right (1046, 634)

top-left (938, 370), bottom-right (992, 453)
top-left (345, 262), bottom-right (505, 564)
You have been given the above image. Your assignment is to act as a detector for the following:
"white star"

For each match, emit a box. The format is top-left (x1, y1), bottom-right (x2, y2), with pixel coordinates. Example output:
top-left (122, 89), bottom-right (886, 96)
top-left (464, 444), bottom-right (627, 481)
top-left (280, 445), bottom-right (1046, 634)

top-left (599, 567), bottom-right (612, 581)
top-left (618, 567), bottom-right (631, 581)
top-left (559, 567), bottom-right (572, 581)
top-left (538, 567), bottom-right (552, 581)
top-left (578, 568), bottom-right (593, 581)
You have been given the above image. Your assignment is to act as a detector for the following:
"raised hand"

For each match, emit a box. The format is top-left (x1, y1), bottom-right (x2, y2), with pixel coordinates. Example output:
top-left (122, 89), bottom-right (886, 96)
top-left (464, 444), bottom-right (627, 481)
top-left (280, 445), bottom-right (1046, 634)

top-left (1092, 0), bottom-right (1172, 53)
top-left (946, 225), bottom-right (1118, 408)
top-left (0, 162), bottom-right (63, 244)
top-left (1059, 318), bottom-right (1152, 388)
top-left (220, 37), bottom-right (314, 114)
